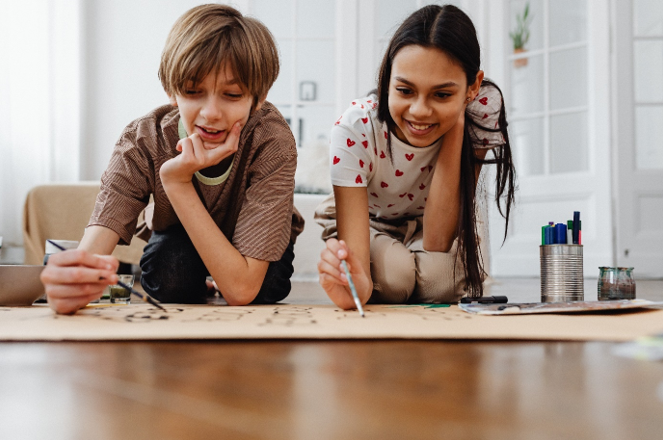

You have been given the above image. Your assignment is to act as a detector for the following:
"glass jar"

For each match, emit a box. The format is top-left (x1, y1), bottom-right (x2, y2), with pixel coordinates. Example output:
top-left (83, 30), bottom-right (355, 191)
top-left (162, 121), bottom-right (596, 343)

top-left (598, 267), bottom-right (636, 300)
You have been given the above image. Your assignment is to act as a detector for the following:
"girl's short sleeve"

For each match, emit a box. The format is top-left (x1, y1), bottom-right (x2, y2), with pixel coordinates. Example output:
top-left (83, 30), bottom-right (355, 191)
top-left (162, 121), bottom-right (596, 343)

top-left (329, 100), bottom-right (376, 187)
top-left (466, 83), bottom-right (505, 149)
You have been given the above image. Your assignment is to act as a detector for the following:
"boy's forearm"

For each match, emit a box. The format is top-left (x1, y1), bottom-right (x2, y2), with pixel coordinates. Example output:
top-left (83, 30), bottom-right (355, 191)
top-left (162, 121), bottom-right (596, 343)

top-left (163, 181), bottom-right (268, 304)
top-left (79, 225), bottom-right (121, 255)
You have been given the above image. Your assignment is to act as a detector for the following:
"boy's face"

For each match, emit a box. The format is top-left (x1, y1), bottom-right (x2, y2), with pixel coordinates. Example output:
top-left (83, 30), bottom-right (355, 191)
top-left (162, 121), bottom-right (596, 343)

top-left (169, 63), bottom-right (261, 148)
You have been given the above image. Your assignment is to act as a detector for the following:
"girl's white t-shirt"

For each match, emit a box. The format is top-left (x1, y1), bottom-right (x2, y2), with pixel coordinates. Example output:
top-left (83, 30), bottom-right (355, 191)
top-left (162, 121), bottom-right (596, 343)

top-left (329, 85), bottom-right (504, 220)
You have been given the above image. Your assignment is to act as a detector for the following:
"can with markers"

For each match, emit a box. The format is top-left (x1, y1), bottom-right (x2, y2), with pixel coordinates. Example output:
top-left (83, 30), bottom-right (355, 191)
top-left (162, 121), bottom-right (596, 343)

top-left (540, 245), bottom-right (584, 302)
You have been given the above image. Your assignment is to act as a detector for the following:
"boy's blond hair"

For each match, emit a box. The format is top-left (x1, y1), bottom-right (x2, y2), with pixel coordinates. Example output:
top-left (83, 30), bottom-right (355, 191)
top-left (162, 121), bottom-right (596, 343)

top-left (159, 4), bottom-right (279, 106)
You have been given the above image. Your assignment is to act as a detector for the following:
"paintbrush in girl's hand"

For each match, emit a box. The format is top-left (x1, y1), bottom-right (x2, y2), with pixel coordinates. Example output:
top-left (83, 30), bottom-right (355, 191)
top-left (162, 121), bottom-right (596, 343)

top-left (46, 239), bottom-right (167, 312)
top-left (341, 260), bottom-right (365, 317)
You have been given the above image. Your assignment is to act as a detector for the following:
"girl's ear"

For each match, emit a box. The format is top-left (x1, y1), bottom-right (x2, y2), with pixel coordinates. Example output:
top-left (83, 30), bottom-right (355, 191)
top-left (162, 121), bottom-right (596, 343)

top-left (467, 70), bottom-right (485, 101)
top-left (168, 93), bottom-right (178, 107)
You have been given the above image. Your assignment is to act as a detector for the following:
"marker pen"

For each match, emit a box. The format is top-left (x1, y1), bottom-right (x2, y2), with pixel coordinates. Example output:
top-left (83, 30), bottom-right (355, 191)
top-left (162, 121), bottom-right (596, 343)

top-left (567, 220), bottom-right (573, 245)
top-left (555, 223), bottom-right (567, 244)
top-left (572, 211), bottom-right (580, 244)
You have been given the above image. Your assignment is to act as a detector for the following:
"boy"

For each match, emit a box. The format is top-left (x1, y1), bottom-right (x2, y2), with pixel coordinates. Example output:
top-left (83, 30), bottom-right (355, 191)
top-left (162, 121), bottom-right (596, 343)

top-left (41, 4), bottom-right (303, 314)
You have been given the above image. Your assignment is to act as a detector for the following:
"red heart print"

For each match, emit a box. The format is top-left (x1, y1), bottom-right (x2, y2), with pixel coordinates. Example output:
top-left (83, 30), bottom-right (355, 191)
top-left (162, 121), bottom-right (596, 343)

top-left (380, 181), bottom-right (388, 188)
top-left (395, 170), bottom-right (403, 177)
top-left (428, 165), bottom-right (433, 172)
top-left (367, 100), bottom-right (372, 103)
top-left (482, 113), bottom-right (488, 119)
top-left (483, 138), bottom-right (489, 146)
top-left (370, 192), bottom-right (378, 198)
top-left (407, 193), bottom-right (414, 200)
top-left (399, 192), bottom-right (407, 198)
top-left (335, 116), bottom-right (342, 125)
top-left (387, 204), bottom-right (395, 208)
top-left (392, 213), bottom-right (399, 216)
top-left (352, 101), bottom-right (356, 105)
top-left (362, 134), bottom-right (366, 137)
top-left (347, 138), bottom-right (355, 147)
top-left (374, 147), bottom-right (378, 155)
top-left (380, 151), bottom-right (386, 159)
top-left (479, 97), bottom-right (488, 105)
top-left (425, 197), bottom-right (427, 202)
top-left (417, 206), bottom-right (425, 210)
top-left (419, 183), bottom-right (426, 190)
top-left (361, 104), bottom-right (364, 109)
top-left (405, 153), bottom-right (414, 161)
top-left (420, 166), bottom-right (427, 172)
top-left (362, 141), bottom-right (368, 148)
top-left (374, 204), bottom-right (381, 208)
top-left (361, 117), bottom-right (368, 123)
top-left (372, 103), bottom-right (377, 109)
top-left (355, 175), bottom-right (362, 184)
top-left (369, 163), bottom-right (373, 172)
top-left (359, 159), bottom-right (364, 168)
top-left (333, 156), bottom-right (340, 165)
top-left (384, 131), bottom-right (388, 139)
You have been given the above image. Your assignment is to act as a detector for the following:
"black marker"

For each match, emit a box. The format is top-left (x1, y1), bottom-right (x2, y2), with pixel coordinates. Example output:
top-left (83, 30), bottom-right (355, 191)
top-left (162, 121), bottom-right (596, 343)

top-left (460, 295), bottom-right (508, 304)
top-left (46, 240), bottom-right (167, 312)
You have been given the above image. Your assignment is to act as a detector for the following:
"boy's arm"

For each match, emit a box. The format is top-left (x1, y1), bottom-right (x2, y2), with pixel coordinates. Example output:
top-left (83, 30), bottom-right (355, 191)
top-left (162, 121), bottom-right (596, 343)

top-left (163, 181), bottom-right (270, 304)
top-left (160, 123), bottom-right (274, 305)
top-left (41, 225), bottom-right (121, 314)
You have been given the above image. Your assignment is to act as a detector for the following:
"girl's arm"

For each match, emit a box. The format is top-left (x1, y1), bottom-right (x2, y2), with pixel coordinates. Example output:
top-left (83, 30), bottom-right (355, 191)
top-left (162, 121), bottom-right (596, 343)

top-left (422, 112), bottom-right (464, 252)
top-left (160, 123), bottom-right (270, 305)
top-left (318, 186), bottom-right (373, 308)
top-left (423, 113), bottom-right (490, 252)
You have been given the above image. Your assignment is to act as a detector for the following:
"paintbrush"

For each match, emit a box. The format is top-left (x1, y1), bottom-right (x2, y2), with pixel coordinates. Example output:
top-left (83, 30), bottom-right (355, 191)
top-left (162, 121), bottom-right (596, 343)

top-left (46, 239), bottom-right (167, 312)
top-left (341, 260), bottom-right (365, 317)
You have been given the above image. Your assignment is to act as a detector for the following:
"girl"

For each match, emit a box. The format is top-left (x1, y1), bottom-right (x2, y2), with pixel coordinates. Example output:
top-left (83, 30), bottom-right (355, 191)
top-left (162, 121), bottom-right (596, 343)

top-left (315, 4), bottom-right (515, 309)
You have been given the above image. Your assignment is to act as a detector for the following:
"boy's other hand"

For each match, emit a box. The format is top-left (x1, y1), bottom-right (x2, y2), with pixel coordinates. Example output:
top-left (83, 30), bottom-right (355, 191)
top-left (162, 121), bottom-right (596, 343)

top-left (318, 239), bottom-right (371, 310)
top-left (40, 249), bottom-right (119, 315)
top-left (160, 121), bottom-right (242, 185)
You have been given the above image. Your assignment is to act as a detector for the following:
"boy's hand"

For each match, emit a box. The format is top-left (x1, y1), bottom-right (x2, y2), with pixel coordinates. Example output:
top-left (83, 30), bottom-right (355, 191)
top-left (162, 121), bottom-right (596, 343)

top-left (318, 239), bottom-right (371, 309)
top-left (160, 121), bottom-right (242, 185)
top-left (40, 250), bottom-right (119, 315)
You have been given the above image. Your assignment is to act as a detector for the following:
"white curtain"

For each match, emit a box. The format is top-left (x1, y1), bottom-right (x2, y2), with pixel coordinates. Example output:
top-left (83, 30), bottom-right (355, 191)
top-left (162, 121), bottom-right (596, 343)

top-left (0, 0), bottom-right (81, 248)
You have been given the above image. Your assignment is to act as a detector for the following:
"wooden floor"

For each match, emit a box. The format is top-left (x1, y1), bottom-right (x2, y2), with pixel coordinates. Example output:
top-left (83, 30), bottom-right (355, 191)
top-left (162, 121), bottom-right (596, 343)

top-left (1, 278), bottom-right (662, 439)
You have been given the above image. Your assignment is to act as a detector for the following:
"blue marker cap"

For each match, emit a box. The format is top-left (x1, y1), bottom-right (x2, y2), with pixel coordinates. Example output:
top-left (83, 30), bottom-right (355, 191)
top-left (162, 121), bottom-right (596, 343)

top-left (544, 225), bottom-right (554, 245)
top-left (554, 223), bottom-right (567, 244)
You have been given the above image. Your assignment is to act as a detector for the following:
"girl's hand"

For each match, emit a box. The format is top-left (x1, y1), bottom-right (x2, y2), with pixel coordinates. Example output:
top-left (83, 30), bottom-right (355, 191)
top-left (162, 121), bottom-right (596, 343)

top-left (40, 250), bottom-right (119, 315)
top-left (318, 239), bottom-right (371, 309)
top-left (160, 121), bottom-right (242, 185)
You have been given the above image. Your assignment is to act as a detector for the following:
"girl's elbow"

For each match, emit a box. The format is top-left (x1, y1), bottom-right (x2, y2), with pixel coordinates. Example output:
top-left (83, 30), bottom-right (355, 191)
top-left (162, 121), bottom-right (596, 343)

top-left (422, 239), bottom-right (454, 253)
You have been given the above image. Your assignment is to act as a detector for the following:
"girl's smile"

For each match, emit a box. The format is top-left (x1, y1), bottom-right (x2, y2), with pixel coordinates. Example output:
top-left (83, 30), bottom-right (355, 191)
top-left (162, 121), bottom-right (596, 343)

top-left (388, 45), bottom-right (479, 147)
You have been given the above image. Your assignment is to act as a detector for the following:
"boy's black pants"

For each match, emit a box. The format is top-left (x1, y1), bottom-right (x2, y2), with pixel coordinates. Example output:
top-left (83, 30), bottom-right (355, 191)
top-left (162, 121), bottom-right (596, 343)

top-left (139, 224), bottom-right (294, 304)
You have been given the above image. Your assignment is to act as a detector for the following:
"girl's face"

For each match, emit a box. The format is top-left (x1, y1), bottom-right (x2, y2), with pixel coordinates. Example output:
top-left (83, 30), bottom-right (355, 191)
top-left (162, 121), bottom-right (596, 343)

top-left (388, 45), bottom-right (481, 147)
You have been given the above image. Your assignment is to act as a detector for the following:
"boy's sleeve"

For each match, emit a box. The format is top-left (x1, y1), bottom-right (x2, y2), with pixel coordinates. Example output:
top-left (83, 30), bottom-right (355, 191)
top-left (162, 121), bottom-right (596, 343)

top-left (232, 132), bottom-right (297, 262)
top-left (88, 127), bottom-right (154, 245)
top-left (467, 84), bottom-right (506, 149)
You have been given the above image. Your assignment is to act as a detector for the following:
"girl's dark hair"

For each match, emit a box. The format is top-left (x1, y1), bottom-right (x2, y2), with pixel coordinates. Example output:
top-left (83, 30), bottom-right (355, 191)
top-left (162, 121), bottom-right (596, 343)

top-left (375, 4), bottom-right (516, 298)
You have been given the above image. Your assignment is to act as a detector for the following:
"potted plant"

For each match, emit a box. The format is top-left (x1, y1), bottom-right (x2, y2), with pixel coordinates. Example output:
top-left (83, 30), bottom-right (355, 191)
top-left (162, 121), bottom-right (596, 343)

top-left (510, 2), bottom-right (532, 68)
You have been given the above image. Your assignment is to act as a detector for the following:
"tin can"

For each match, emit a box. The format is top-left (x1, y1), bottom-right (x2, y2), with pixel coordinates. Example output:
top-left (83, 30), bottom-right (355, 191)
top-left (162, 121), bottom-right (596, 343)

top-left (540, 245), bottom-right (584, 302)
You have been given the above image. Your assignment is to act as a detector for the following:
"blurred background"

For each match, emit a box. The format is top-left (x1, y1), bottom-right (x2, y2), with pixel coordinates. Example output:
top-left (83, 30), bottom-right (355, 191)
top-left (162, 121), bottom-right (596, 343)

top-left (0, 0), bottom-right (661, 278)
